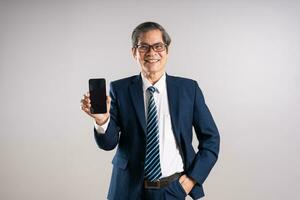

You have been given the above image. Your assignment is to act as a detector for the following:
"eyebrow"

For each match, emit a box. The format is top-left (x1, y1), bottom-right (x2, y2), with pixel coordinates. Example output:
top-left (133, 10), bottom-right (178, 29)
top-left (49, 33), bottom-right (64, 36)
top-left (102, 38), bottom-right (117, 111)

top-left (138, 42), bottom-right (164, 45)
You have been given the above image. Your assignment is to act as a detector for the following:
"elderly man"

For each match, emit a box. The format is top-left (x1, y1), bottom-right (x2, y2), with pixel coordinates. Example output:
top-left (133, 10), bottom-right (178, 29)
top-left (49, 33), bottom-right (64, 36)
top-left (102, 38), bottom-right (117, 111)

top-left (81, 22), bottom-right (220, 200)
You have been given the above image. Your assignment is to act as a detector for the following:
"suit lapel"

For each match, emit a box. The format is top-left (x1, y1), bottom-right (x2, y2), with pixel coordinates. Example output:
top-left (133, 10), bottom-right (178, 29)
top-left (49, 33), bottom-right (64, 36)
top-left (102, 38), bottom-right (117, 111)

top-left (166, 74), bottom-right (181, 144)
top-left (128, 74), bottom-right (181, 140)
top-left (129, 74), bottom-right (147, 135)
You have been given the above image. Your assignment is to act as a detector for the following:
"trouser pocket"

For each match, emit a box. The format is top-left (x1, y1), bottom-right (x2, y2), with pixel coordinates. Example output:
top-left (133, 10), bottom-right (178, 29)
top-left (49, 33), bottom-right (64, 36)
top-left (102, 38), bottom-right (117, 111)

top-left (163, 179), bottom-right (187, 200)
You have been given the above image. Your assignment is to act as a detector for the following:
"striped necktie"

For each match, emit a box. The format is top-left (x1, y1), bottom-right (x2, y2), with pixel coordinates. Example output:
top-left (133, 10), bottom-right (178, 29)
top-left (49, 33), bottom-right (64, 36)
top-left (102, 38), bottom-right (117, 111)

top-left (144, 86), bottom-right (162, 181)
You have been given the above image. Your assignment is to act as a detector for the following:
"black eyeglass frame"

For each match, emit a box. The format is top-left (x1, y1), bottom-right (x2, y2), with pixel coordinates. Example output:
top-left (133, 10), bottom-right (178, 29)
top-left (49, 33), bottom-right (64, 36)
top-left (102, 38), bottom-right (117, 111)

top-left (134, 42), bottom-right (168, 53)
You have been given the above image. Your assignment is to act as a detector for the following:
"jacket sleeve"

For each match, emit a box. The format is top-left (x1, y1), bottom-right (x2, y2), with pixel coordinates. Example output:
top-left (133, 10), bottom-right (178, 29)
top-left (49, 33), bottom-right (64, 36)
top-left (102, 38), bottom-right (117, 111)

top-left (94, 82), bottom-right (121, 151)
top-left (186, 81), bottom-right (220, 185)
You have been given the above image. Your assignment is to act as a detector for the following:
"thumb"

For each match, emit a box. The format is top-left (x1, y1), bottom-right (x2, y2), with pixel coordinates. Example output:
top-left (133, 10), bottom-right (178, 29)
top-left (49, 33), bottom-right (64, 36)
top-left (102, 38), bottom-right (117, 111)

top-left (106, 96), bottom-right (111, 113)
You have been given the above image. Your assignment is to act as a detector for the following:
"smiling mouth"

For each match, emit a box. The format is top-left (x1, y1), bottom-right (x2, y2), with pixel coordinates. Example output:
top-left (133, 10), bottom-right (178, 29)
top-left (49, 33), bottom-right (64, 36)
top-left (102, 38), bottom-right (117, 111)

top-left (145, 59), bottom-right (160, 63)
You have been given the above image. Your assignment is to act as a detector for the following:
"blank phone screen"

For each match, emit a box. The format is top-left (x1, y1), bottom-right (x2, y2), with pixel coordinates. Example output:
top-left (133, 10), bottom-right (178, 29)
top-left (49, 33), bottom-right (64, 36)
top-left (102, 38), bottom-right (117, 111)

top-left (89, 78), bottom-right (107, 114)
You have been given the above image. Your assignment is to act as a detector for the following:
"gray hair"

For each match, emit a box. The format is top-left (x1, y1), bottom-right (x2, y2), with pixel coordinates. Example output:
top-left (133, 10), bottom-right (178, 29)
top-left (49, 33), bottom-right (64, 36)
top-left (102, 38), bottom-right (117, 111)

top-left (131, 22), bottom-right (171, 48)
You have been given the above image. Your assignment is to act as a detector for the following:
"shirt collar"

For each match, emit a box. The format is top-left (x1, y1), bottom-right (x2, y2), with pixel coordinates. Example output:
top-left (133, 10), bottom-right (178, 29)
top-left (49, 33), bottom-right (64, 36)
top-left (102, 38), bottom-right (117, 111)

top-left (141, 73), bottom-right (166, 93)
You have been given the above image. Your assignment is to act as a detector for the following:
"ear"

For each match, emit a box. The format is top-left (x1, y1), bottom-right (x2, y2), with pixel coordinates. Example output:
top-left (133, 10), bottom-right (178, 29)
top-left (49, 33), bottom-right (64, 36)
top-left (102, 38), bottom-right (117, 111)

top-left (166, 45), bottom-right (170, 54)
top-left (132, 47), bottom-right (137, 59)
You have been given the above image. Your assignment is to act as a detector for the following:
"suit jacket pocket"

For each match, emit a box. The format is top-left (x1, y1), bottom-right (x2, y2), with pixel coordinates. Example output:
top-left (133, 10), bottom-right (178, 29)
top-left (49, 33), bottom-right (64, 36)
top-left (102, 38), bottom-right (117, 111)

top-left (108, 156), bottom-right (130, 199)
top-left (112, 156), bottom-right (128, 170)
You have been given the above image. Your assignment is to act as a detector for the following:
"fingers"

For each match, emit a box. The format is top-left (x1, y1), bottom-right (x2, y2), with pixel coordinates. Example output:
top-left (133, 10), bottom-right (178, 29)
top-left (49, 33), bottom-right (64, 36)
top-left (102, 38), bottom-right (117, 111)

top-left (81, 92), bottom-right (91, 114)
top-left (80, 92), bottom-right (111, 118)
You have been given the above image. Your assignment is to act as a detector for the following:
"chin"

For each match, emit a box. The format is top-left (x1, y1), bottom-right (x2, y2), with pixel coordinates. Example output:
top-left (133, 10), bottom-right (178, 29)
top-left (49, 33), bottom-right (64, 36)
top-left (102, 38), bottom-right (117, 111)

top-left (144, 64), bottom-right (161, 72)
top-left (145, 68), bottom-right (160, 74)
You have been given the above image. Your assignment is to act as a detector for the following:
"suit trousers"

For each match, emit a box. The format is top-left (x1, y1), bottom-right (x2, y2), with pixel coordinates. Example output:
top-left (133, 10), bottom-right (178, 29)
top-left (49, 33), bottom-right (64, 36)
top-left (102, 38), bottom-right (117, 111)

top-left (143, 178), bottom-right (187, 200)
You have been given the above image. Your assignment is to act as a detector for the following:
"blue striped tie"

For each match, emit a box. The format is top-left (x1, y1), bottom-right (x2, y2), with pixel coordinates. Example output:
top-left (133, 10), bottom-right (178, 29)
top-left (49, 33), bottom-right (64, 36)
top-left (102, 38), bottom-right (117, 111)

top-left (144, 86), bottom-right (162, 181)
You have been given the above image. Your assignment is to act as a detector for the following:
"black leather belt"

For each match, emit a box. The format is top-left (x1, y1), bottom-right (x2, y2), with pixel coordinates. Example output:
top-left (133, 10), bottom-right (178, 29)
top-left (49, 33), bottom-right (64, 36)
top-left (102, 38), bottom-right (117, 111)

top-left (144, 172), bottom-right (183, 189)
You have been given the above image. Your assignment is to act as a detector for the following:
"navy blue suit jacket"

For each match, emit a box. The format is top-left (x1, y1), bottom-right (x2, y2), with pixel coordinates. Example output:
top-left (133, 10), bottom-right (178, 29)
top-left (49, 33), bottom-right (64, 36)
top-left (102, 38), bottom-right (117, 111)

top-left (94, 74), bottom-right (220, 200)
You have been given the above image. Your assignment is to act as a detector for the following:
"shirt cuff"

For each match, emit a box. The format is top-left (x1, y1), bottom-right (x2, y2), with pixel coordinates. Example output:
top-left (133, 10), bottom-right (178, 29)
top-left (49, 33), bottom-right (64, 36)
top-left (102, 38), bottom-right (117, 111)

top-left (94, 117), bottom-right (110, 134)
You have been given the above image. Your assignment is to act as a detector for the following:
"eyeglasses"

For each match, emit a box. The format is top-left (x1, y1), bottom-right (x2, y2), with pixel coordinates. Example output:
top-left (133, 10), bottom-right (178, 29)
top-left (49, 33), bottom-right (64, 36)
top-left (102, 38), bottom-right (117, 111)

top-left (135, 43), bottom-right (167, 53)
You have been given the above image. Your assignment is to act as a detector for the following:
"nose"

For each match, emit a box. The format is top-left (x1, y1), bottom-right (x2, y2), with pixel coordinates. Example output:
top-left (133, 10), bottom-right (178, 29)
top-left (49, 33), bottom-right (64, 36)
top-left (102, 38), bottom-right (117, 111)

top-left (145, 46), bottom-right (157, 56)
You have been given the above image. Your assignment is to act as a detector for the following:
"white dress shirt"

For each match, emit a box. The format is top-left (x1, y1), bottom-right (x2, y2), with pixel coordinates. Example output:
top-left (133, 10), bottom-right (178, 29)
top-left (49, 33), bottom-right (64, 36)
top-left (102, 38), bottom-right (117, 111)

top-left (95, 73), bottom-right (184, 178)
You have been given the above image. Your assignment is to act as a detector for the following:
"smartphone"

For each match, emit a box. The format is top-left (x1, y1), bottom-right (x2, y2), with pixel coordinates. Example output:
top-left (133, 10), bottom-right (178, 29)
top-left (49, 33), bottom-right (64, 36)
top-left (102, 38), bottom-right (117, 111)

top-left (88, 78), bottom-right (107, 114)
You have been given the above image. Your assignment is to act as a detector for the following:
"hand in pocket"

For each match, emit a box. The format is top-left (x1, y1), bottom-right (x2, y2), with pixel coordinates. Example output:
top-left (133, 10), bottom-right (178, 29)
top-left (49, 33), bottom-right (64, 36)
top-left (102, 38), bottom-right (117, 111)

top-left (164, 179), bottom-right (187, 200)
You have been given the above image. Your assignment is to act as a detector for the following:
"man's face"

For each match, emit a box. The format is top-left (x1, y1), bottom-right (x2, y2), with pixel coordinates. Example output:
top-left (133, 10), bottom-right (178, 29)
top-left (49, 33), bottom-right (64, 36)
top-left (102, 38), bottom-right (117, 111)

top-left (132, 29), bottom-right (168, 76)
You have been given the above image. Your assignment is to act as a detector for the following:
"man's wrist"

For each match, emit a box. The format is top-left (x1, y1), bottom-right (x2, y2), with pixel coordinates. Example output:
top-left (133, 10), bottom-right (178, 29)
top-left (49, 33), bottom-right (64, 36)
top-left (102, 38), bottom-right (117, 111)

top-left (179, 175), bottom-right (196, 194)
top-left (94, 115), bottom-right (110, 134)
top-left (95, 114), bottom-right (109, 126)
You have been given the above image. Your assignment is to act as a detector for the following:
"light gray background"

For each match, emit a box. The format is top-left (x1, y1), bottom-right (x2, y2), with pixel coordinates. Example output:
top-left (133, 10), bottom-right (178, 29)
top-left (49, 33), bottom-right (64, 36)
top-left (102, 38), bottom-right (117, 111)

top-left (1, 0), bottom-right (299, 199)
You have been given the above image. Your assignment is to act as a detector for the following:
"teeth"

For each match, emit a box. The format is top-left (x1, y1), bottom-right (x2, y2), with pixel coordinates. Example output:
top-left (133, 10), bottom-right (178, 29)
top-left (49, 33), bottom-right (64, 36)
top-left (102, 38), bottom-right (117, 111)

top-left (146, 59), bottom-right (159, 63)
